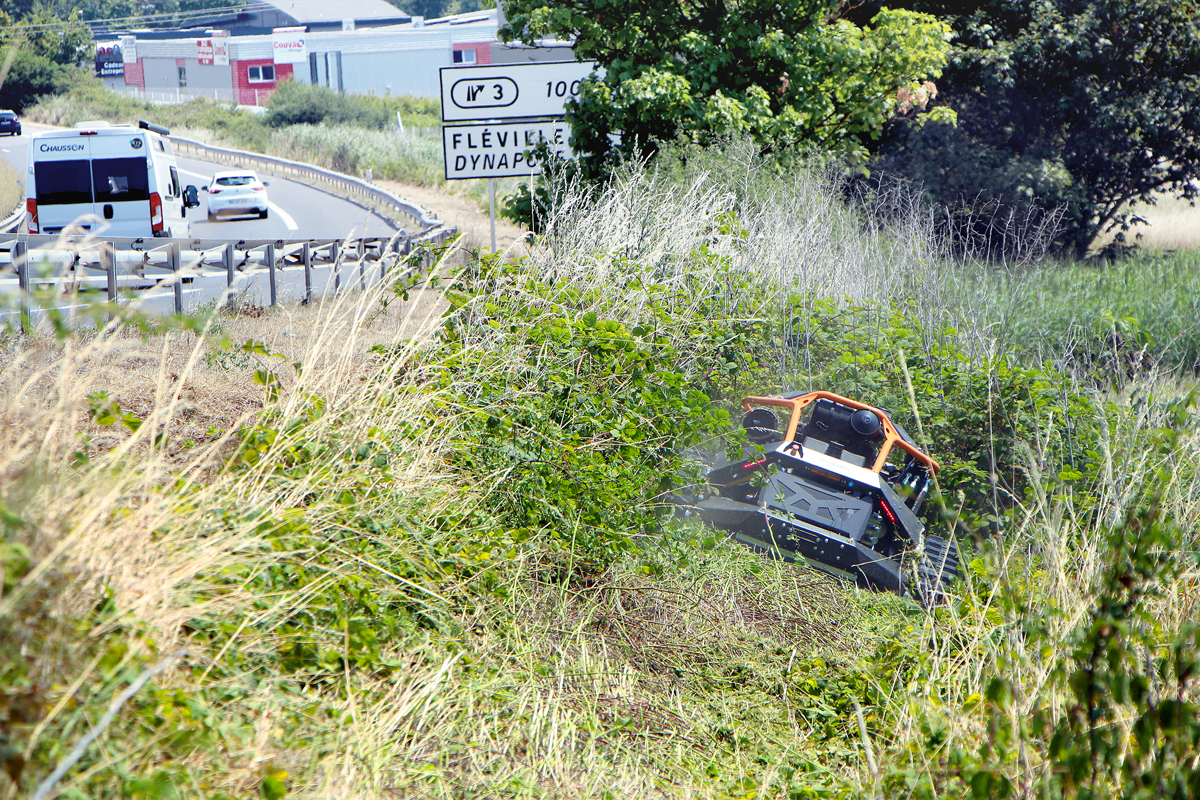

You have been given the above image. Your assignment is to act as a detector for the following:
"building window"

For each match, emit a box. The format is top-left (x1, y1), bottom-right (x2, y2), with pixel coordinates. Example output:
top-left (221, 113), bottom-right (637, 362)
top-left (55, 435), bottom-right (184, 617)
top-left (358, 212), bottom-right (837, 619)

top-left (452, 49), bottom-right (476, 64)
top-left (178, 66), bottom-right (187, 87)
top-left (248, 65), bottom-right (276, 83)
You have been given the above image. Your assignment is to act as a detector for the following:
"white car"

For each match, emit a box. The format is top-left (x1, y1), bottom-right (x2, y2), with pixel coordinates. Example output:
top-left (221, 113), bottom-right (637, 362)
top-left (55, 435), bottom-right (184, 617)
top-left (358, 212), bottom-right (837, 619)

top-left (204, 170), bottom-right (270, 221)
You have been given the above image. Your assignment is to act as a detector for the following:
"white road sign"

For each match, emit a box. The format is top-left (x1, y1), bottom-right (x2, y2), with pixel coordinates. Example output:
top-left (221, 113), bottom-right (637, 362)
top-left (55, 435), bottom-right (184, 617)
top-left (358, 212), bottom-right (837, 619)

top-left (443, 120), bottom-right (572, 180)
top-left (439, 61), bottom-right (597, 122)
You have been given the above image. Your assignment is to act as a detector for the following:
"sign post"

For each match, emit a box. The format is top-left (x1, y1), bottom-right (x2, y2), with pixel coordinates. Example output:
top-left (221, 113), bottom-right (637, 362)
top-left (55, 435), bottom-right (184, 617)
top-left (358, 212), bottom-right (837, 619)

top-left (488, 179), bottom-right (496, 252)
top-left (439, 61), bottom-right (596, 252)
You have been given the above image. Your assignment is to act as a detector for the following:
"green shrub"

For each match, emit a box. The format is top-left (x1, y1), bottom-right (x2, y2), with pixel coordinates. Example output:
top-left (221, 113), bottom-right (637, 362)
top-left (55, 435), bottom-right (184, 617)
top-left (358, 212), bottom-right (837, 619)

top-left (264, 80), bottom-right (441, 130)
top-left (417, 251), bottom-right (735, 569)
top-left (264, 79), bottom-right (391, 129)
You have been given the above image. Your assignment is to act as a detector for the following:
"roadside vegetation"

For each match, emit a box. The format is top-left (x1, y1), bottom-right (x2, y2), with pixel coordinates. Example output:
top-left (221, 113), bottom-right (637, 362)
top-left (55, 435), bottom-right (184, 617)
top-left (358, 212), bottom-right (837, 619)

top-left (3, 143), bottom-right (1200, 798)
top-left (4, 0), bottom-right (1200, 796)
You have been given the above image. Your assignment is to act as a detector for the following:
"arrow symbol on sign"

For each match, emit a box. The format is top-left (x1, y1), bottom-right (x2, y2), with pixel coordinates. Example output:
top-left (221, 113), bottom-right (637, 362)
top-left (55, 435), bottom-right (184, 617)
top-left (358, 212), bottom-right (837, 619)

top-left (466, 84), bottom-right (484, 102)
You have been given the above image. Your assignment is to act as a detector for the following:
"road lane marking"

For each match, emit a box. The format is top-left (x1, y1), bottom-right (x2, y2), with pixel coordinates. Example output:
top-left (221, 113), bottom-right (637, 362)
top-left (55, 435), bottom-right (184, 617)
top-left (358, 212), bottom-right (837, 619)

top-left (268, 202), bottom-right (298, 231)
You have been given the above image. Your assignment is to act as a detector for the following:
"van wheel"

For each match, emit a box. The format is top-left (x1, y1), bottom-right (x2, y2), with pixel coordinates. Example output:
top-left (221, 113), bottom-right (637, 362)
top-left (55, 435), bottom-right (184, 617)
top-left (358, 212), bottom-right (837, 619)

top-left (259, 208), bottom-right (269, 219)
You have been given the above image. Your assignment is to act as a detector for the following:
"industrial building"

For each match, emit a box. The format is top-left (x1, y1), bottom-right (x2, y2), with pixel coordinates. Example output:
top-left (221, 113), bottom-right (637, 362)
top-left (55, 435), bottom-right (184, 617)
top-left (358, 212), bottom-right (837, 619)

top-left (94, 0), bottom-right (573, 107)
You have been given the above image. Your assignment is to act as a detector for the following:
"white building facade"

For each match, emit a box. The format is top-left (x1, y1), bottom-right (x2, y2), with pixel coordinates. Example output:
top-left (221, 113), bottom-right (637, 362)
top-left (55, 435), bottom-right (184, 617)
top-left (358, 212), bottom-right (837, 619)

top-left (94, 12), bottom-right (573, 106)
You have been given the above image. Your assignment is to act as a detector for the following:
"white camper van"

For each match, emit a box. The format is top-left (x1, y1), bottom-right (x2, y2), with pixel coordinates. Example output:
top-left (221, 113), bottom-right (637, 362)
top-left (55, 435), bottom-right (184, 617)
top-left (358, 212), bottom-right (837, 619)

top-left (25, 120), bottom-right (200, 237)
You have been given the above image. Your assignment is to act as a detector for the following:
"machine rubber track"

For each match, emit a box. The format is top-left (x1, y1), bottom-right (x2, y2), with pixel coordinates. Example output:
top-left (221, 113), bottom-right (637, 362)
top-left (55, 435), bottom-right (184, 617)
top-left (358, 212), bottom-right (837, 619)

top-left (913, 534), bottom-right (960, 607)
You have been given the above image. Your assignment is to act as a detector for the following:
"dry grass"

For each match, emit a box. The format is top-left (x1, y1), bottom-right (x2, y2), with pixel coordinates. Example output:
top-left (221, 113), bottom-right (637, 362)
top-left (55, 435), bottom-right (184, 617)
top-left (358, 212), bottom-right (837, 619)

top-left (0, 285), bottom-right (448, 473)
top-left (0, 251), bottom-right (459, 797)
top-left (1092, 189), bottom-right (1200, 251)
top-left (1126, 192), bottom-right (1200, 250)
top-left (0, 156), bottom-right (21, 217)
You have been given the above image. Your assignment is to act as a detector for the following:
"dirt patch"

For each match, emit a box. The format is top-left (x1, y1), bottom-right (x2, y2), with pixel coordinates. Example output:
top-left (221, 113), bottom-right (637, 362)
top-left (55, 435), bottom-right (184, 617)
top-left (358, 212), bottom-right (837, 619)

top-left (1, 286), bottom-right (449, 480)
top-left (375, 179), bottom-right (531, 255)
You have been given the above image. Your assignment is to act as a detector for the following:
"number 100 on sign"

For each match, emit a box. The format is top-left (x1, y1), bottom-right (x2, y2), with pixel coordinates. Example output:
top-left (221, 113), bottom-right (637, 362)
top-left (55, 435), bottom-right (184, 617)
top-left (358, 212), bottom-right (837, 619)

top-left (442, 120), bottom-right (573, 180)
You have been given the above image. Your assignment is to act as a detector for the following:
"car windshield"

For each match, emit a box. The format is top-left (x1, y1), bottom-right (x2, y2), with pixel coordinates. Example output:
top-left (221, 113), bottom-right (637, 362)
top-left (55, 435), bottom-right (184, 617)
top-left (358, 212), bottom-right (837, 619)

top-left (215, 175), bottom-right (255, 187)
top-left (0, 113), bottom-right (15, 120)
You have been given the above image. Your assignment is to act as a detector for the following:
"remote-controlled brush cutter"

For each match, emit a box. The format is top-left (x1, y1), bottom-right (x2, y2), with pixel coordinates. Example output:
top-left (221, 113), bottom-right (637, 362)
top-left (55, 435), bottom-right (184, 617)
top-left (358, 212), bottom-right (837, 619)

top-left (681, 391), bottom-right (959, 606)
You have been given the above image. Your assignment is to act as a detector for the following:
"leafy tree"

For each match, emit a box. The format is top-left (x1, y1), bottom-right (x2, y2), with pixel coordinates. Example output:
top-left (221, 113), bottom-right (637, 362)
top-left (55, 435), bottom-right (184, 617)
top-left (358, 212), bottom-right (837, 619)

top-left (0, 49), bottom-right (66, 110)
top-left (865, 0), bottom-right (1200, 258)
top-left (387, 0), bottom-right (484, 19)
top-left (498, 0), bottom-right (955, 179)
top-left (9, 7), bottom-right (92, 65)
top-left (1, 0), bottom-right (245, 26)
top-left (0, 6), bottom-right (88, 111)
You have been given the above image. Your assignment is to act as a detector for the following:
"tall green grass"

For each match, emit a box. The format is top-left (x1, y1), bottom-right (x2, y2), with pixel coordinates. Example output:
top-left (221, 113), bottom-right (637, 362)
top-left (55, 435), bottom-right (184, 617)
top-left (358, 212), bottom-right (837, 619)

top-left (968, 249), bottom-right (1200, 375)
top-left (268, 124), bottom-right (445, 186)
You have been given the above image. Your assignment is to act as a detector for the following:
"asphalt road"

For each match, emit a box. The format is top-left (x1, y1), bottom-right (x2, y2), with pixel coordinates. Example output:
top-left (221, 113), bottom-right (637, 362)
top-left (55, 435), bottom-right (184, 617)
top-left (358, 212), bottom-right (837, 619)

top-left (0, 123), bottom-right (400, 241)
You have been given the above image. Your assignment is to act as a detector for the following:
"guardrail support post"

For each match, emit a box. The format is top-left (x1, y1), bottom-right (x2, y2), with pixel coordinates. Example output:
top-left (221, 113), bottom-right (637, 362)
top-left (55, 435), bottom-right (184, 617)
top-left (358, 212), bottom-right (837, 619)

top-left (266, 243), bottom-right (277, 307)
top-left (332, 240), bottom-right (341, 294)
top-left (302, 242), bottom-right (312, 304)
top-left (224, 242), bottom-right (236, 310)
top-left (170, 241), bottom-right (183, 314)
top-left (14, 240), bottom-right (28, 335)
top-left (358, 239), bottom-right (366, 291)
top-left (101, 242), bottom-right (116, 322)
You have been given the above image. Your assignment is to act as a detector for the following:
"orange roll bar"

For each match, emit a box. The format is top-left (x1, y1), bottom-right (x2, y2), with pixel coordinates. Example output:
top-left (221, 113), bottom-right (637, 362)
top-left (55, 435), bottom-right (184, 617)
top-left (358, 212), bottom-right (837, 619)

top-left (741, 391), bottom-right (940, 475)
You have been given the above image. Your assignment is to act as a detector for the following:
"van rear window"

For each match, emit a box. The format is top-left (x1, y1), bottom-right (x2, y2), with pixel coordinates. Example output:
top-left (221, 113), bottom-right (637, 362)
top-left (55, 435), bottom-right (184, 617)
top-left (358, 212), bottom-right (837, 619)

top-left (34, 160), bottom-right (92, 205)
top-left (93, 158), bottom-right (150, 203)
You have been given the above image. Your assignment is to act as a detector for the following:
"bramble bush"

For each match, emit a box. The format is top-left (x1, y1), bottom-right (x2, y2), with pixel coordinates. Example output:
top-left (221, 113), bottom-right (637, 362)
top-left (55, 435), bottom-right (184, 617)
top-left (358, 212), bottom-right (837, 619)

top-left (416, 251), bottom-right (741, 569)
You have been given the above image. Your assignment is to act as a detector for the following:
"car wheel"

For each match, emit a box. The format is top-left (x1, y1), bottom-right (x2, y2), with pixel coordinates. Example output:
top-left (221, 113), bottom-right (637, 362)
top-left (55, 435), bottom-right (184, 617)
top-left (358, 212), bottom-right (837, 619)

top-left (207, 212), bottom-right (217, 223)
top-left (259, 208), bottom-right (269, 219)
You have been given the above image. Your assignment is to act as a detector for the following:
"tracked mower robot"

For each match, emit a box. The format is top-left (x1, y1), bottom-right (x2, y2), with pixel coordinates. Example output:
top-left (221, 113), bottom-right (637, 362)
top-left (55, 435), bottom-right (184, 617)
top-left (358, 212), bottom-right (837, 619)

top-left (683, 391), bottom-right (959, 606)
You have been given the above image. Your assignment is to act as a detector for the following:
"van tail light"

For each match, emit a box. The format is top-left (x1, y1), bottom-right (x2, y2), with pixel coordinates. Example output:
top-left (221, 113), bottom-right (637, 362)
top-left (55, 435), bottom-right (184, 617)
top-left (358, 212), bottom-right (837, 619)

top-left (26, 198), bottom-right (37, 233)
top-left (150, 192), bottom-right (163, 233)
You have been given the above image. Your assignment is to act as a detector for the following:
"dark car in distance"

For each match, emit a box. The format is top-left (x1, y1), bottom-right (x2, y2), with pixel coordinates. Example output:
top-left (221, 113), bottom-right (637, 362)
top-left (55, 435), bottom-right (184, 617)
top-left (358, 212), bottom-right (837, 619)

top-left (0, 111), bottom-right (20, 136)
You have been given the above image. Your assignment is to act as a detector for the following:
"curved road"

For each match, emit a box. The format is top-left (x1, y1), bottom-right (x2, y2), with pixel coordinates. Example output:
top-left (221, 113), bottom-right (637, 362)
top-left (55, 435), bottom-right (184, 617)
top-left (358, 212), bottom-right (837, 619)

top-left (1, 123), bottom-right (400, 240)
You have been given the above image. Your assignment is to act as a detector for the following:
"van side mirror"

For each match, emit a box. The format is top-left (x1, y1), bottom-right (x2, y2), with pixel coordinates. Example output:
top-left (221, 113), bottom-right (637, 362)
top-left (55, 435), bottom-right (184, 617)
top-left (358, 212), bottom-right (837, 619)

top-left (183, 185), bottom-right (200, 208)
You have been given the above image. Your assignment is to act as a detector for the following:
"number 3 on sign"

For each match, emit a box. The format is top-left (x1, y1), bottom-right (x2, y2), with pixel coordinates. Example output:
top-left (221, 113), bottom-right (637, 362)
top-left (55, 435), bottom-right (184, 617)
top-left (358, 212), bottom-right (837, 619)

top-left (546, 80), bottom-right (582, 98)
top-left (493, 83), bottom-right (503, 100)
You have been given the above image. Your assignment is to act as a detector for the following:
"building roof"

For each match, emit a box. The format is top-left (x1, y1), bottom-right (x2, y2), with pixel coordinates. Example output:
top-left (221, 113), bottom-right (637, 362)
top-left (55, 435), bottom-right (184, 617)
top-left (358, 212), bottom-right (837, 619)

top-left (255, 0), bottom-right (407, 24)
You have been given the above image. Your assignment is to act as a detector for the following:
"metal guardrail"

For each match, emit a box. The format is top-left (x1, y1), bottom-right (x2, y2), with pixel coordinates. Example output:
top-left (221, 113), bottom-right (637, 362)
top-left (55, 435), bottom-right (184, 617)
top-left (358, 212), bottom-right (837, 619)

top-left (167, 135), bottom-right (443, 232)
top-left (0, 204), bottom-right (22, 234)
top-left (0, 227), bottom-right (457, 332)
